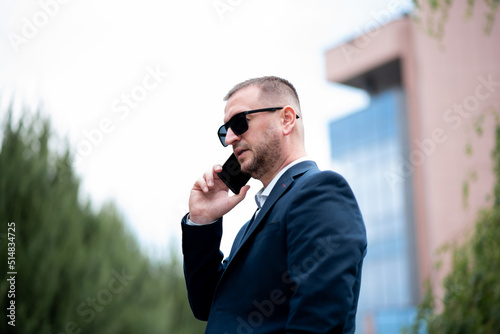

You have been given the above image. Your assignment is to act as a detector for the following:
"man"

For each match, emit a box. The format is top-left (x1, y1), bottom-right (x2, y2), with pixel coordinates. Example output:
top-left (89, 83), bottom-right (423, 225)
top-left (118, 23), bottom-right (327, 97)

top-left (181, 76), bottom-right (367, 333)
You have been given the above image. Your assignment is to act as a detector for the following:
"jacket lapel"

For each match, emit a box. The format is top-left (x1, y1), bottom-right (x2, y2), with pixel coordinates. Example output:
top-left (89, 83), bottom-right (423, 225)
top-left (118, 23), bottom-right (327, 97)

top-left (229, 161), bottom-right (317, 261)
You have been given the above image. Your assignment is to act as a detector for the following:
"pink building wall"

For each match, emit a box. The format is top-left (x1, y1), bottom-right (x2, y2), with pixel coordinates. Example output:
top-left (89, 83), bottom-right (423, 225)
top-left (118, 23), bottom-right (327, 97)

top-left (325, 2), bottom-right (500, 304)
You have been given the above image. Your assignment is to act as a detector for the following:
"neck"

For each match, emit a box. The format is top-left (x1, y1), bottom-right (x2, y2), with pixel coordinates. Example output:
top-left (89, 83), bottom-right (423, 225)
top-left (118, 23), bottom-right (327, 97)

top-left (260, 150), bottom-right (306, 188)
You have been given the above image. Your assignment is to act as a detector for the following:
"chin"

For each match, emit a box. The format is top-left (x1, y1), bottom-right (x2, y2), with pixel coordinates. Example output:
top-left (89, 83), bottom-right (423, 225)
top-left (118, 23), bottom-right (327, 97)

top-left (239, 158), bottom-right (253, 176)
top-left (239, 160), bottom-right (250, 174)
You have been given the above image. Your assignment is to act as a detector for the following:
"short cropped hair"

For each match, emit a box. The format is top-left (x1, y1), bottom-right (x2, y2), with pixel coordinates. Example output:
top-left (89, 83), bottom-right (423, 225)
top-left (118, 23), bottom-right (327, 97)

top-left (223, 76), bottom-right (301, 112)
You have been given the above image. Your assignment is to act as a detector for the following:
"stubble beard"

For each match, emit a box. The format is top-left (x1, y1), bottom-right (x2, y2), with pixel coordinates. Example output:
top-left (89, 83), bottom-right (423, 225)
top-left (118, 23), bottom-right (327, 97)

top-left (240, 131), bottom-right (281, 180)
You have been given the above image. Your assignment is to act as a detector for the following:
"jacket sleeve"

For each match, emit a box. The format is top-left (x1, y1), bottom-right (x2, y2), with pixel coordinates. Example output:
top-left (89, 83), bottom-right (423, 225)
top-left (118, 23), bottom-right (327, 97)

top-left (284, 171), bottom-right (367, 333)
top-left (181, 214), bottom-right (225, 321)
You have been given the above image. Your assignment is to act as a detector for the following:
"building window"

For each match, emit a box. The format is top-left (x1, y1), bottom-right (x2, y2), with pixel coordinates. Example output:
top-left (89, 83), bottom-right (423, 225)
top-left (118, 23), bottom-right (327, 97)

top-left (329, 87), bottom-right (418, 333)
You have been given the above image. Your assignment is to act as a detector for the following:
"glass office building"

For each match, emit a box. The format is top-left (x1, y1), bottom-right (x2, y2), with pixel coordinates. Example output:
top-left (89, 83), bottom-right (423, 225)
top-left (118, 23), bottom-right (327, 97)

top-left (329, 87), bottom-right (419, 333)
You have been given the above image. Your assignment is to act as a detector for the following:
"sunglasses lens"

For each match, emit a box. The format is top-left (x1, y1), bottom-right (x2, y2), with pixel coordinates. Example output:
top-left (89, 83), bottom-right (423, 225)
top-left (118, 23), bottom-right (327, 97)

top-left (217, 113), bottom-right (250, 147)
top-left (218, 126), bottom-right (227, 147)
top-left (230, 114), bottom-right (248, 135)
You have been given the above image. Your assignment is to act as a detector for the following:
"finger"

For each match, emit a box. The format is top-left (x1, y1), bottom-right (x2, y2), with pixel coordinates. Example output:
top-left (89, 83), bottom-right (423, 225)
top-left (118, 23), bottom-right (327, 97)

top-left (204, 166), bottom-right (218, 188)
top-left (211, 164), bottom-right (223, 185)
top-left (213, 164), bottom-right (222, 173)
top-left (239, 184), bottom-right (251, 197)
top-left (195, 177), bottom-right (209, 192)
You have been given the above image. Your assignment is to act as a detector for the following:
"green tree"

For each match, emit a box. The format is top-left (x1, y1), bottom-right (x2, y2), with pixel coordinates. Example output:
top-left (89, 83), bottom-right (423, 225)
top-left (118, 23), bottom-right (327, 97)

top-left (0, 109), bottom-right (206, 333)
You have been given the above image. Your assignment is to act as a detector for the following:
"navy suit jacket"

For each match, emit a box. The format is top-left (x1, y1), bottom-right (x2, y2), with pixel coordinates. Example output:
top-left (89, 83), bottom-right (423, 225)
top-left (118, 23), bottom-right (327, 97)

top-left (182, 161), bottom-right (367, 334)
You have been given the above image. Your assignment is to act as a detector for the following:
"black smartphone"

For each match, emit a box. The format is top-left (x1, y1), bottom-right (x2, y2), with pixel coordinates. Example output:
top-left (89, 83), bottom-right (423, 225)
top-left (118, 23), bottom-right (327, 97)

top-left (217, 153), bottom-right (251, 194)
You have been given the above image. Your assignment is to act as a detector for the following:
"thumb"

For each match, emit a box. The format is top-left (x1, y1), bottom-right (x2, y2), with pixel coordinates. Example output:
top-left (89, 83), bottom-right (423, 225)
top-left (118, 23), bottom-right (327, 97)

top-left (228, 185), bottom-right (251, 206)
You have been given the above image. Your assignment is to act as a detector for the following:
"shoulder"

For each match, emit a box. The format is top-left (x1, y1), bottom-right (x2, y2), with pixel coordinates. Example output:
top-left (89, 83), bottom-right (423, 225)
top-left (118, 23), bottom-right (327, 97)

top-left (287, 168), bottom-right (361, 219)
top-left (296, 168), bottom-right (351, 192)
top-left (285, 160), bottom-right (346, 185)
top-left (283, 166), bottom-right (366, 248)
top-left (279, 161), bottom-right (357, 203)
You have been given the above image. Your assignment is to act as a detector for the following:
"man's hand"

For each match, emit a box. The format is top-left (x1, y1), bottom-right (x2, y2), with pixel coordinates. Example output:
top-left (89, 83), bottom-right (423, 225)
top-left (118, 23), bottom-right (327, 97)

top-left (189, 164), bottom-right (250, 225)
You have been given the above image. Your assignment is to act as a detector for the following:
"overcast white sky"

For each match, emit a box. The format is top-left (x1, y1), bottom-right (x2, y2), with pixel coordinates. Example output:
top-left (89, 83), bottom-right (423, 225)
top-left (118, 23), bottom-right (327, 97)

top-left (0, 0), bottom-right (412, 258)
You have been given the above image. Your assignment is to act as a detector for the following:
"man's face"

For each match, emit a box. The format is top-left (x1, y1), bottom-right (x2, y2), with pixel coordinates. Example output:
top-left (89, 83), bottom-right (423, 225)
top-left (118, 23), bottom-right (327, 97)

top-left (223, 86), bottom-right (282, 179)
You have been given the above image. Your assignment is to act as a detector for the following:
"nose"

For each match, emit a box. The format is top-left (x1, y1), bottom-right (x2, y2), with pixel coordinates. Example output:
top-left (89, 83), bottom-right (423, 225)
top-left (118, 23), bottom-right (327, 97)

top-left (224, 127), bottom-right (240, 146)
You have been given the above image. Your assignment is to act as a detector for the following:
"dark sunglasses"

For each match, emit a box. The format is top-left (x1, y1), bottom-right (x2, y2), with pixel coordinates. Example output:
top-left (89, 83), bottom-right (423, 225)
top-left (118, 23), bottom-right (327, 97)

top-left (217, 107), bottom-right (299, 147)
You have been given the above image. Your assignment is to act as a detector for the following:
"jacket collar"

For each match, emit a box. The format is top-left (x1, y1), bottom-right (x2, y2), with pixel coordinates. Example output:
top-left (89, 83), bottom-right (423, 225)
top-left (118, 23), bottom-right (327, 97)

top-left (256, 157), bottom-right (310, 206)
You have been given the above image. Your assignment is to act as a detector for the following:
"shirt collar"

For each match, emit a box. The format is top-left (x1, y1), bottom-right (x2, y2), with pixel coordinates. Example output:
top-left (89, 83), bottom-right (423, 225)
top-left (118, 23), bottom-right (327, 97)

top-left (255, 157), bottom-right (309, 209)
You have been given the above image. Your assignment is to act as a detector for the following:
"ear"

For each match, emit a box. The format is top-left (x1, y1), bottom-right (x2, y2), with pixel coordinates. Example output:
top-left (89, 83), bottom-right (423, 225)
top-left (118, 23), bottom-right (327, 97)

top-left (281, 105), bottom-right (297, 136)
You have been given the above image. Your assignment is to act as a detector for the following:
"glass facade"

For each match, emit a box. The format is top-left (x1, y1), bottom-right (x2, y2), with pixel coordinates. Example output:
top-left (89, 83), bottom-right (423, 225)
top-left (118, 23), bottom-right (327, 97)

top-left (328, 87), bottom-right (418, 333)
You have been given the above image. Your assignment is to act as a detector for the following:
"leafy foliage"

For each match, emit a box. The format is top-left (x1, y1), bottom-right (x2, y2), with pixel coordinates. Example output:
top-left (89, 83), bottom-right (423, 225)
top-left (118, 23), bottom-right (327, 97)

top-left (0, 110), bottom-right (206, 333)
top-left (412, 0), bottom-right (499, 42)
